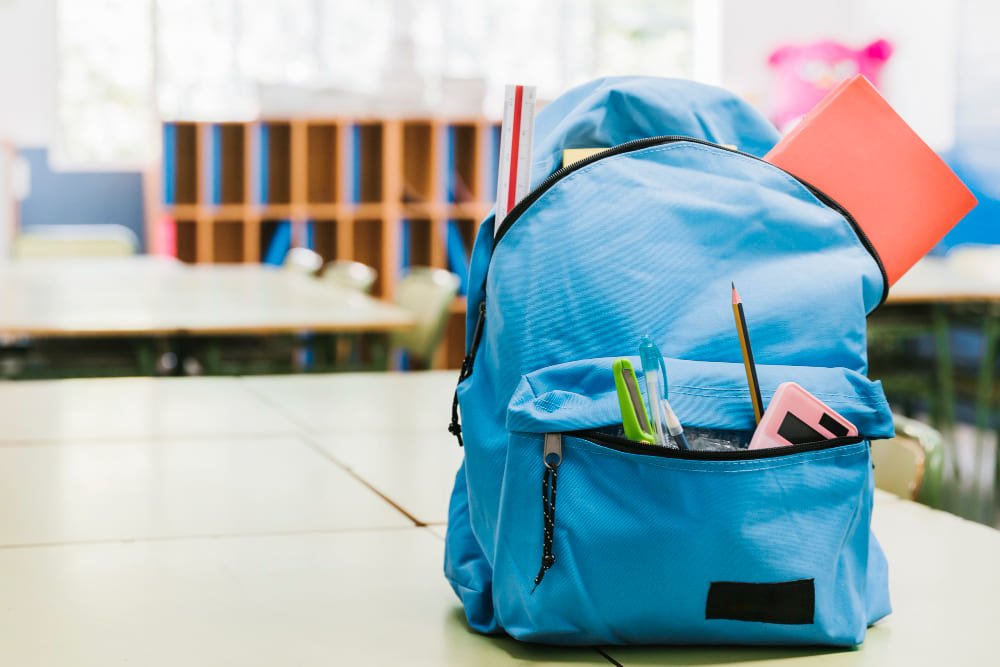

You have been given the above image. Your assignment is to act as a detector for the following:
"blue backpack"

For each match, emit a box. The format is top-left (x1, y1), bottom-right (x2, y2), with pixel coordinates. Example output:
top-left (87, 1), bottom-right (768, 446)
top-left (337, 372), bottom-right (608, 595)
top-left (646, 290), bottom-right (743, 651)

top-left (445, 77), bottom-right (894, 646)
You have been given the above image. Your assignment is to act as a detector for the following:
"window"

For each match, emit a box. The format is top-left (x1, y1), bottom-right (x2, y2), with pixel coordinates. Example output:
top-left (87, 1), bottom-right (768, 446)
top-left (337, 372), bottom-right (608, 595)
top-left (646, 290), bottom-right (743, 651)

top-left (56, 0), bottom-right (154, 167)
top-left (57, 0), bottom-right (696, 167)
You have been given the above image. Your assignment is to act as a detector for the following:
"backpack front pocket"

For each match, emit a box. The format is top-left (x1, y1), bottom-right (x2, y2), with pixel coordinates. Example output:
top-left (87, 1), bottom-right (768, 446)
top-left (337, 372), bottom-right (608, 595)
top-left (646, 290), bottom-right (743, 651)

top-left (492, 356), bottom-right (893, 646)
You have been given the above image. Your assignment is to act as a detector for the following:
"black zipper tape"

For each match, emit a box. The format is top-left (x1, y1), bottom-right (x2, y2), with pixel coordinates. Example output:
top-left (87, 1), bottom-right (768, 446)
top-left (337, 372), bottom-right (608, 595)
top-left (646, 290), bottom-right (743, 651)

top-left (491, 136), bottom-right (889, 308)
top-left (460, 300), bottom-right (487, 382)
top-left (574, 430), bottom-right (866, 461)
top-left (448, 300), bottom-right (487, 447)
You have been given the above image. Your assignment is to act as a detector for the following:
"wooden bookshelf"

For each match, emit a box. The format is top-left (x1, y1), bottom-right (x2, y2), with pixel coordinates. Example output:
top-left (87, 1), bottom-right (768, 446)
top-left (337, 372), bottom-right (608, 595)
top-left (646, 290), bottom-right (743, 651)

top-left (159, 117), bottom-right (500, 369)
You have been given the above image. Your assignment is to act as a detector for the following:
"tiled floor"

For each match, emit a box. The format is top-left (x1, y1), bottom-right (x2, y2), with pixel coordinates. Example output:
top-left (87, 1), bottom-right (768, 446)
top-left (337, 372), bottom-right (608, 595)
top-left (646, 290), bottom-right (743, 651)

top-left (2, 372), bottom-right (998, 665)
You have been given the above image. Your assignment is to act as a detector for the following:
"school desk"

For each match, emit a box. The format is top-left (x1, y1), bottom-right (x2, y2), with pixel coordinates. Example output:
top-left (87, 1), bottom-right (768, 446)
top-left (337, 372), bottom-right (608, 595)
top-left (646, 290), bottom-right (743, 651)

top-left (0, 371), bottom-right (996, 665)
top-left (0, 256), bottom-right (414, 337)
top-left (889, 256), bottom-right (1000, 304)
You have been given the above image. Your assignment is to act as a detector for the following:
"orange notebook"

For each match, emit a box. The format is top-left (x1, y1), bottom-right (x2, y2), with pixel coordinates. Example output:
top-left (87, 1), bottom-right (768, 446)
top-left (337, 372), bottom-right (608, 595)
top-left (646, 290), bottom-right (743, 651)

top-left (765, 75), bottom-right (977, 285)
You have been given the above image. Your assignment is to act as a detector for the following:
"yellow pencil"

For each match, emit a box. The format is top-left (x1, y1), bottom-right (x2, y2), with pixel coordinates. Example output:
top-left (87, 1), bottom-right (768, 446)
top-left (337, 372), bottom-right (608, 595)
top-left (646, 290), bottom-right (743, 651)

top-left (732, 282), bottom-right (765, 424)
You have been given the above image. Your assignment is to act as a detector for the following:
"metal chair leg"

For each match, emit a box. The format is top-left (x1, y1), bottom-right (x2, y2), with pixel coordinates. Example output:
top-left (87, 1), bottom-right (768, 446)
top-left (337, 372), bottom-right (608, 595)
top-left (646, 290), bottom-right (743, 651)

top-left (933, 304), bottom-right (957, 435)
top-left (135, 338), bottom-right (157, 376)
top-left (977, 308), bottom-right (1000, 523)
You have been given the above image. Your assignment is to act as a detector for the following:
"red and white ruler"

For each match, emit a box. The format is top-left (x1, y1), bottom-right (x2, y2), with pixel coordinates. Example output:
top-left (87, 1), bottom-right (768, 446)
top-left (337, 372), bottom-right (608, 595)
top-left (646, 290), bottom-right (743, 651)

top-left (494, 84), bottom-right (536, 237)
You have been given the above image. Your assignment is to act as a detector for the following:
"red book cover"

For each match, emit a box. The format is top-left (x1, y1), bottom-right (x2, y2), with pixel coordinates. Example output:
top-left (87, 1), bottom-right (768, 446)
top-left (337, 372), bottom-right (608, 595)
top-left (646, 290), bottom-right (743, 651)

top-left (765, 75), bottom-right (977, 285)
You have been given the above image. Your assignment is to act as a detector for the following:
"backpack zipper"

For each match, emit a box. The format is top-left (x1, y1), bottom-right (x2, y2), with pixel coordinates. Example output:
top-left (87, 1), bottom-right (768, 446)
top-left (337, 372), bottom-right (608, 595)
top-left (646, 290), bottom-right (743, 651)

top-left (448, 299), bottom-right (487, 447)
top-left (575, 429), bottom-right (866, 460)
top-left (491, 136), bottom-right (889, 306)
top-left (530, 430), bottom-right (866, 589)
top-left (457, 136), bottom-right (887, 432)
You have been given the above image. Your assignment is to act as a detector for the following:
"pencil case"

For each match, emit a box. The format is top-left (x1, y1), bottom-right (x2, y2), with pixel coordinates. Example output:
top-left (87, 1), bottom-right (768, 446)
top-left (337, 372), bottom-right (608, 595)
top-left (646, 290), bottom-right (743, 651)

top-left (489, 356), bottom-right (892, 645)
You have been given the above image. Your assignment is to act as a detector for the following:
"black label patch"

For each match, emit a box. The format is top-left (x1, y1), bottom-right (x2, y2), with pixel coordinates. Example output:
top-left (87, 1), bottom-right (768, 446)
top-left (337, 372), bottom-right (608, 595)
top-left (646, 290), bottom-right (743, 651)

top-left (706, 579), bottom-right (815, 624)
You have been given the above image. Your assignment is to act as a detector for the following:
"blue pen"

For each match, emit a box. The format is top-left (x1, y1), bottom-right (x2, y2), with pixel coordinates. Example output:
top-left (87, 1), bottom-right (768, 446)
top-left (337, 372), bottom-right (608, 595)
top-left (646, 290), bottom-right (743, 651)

top-left (638, 335), bottom-right (691, 449)
top-left (638, 336), bottom-right (669, 446)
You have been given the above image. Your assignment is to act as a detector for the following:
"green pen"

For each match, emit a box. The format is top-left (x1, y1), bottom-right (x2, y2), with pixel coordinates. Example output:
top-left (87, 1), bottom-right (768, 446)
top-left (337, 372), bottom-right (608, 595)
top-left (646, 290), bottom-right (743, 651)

top-left (612, 359), bottom-right (657, 445)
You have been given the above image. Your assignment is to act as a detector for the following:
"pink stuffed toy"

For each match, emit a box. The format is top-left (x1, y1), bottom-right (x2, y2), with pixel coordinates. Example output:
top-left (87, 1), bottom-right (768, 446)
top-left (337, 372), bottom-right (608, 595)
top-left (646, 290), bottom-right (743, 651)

top-left (767, 39), bottom-right (893, 131)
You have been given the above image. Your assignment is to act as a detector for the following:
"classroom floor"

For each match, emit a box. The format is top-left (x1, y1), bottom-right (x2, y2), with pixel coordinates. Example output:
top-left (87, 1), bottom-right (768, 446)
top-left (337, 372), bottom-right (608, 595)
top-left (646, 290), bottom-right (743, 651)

top-left (2, 372), bottom-right (998, 665)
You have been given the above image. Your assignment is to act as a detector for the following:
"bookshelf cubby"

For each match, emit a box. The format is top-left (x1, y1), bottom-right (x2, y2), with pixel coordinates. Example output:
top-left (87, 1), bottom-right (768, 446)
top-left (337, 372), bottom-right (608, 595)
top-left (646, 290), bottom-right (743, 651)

top-left (306, 124), bottom-right (339, 204)
top-left (450, 217), bottom-right (477, 254)
top-left (353, 218), bottom-right (385, 296)
top-left (258, 219), bottom-right (287, 263)
top-left (402, 218), bottom-right (433, 268)
top-left (402, 122), bottom-right (435, 202)
top-left (163, 122), bottom-right (199, 205)
top-left (441, 309), bottom-right (468, 370)
top-left (447, 123), bottom-right (480, 202)
top-left (262, 122), bottom-right (292, 205)
top-left (174, 219), bottom-right (198, 263)
top-left (354, 123), bottom-right (384, 203)
top-left (160, 117), bottom-right (501, 369)
top-left (216, 124), bottom-right (246, 204)
top-left (311, 219), bottom-right (339, 262)
top-left (212, 220), bottom-right (244, 263)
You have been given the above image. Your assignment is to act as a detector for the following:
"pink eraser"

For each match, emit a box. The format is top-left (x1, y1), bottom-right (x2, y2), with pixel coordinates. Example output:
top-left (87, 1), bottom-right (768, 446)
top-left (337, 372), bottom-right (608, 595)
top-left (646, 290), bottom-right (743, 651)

top-left (748, 382), bottom-right (858, 450)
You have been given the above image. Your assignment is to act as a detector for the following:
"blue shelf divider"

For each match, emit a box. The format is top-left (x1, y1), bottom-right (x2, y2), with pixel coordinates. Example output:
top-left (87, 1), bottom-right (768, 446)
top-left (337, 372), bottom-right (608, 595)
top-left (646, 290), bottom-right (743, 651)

top-left (210, 124), bottom-right (222, 205)
top-left (258, 124), bottom-right (270, 204)
top-left (446, 220), bottom-right (469, 295)
top-left (486, 123), bottom-right (501, 204)
top-left (434, 123), bottom-right (448, 202)
top-left (446, 126), bottom-right (457, 203)
top-left (400, 218), bottom-right (411, 270)
top-left (246, 122), bottom-right (259, 205)
top-left (163, 123), bottom-right (176, 204)
top-left (351, 124), bottom-right (362, 203)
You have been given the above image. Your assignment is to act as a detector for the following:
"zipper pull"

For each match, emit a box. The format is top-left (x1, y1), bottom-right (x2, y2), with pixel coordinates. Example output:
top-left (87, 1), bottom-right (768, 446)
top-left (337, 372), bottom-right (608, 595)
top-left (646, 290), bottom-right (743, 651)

top-left (534, 433), bottom-right (561, 591)
top-left (543, 432), bottom-right (562, 469)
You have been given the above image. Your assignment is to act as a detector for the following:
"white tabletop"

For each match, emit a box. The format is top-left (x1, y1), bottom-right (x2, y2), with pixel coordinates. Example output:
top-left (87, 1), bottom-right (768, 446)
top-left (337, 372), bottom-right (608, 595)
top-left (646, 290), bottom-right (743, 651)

top-left (0, 257), bottom-right (414, 337)
top-left (889, 256), bottom-right (1000, 304)
top-left (0, 371), bottom-right (996, 665)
